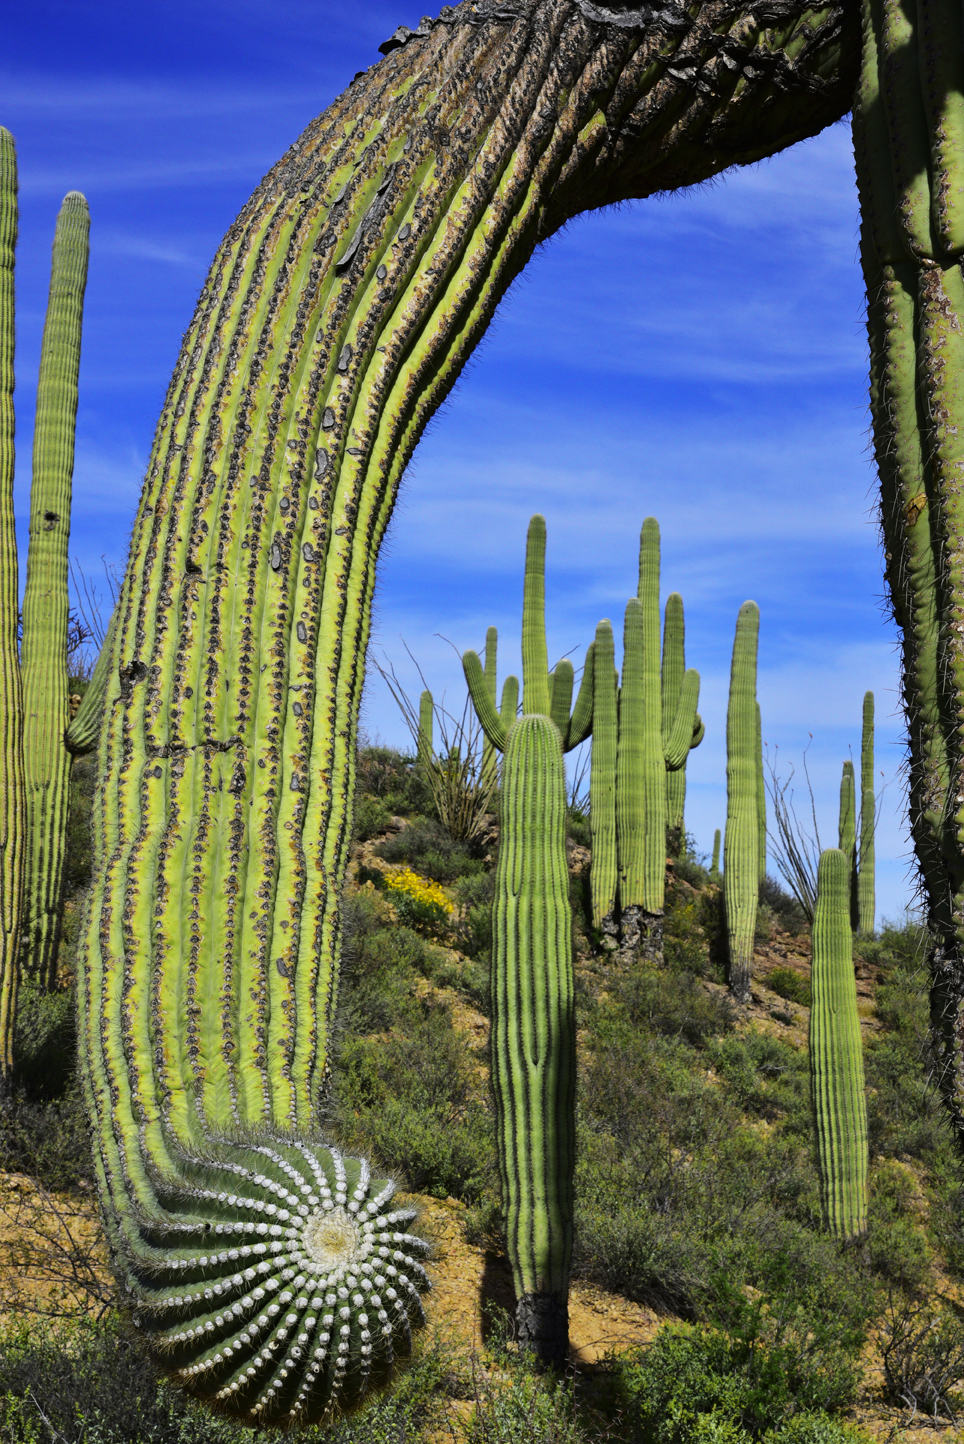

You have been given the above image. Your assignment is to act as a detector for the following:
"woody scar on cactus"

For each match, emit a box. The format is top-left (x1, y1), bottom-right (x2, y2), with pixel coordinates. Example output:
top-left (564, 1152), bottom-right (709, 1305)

top-left (463, 514), bottom-right (592, 1368)
top-left (58, 0), bottom-right (861, 1421)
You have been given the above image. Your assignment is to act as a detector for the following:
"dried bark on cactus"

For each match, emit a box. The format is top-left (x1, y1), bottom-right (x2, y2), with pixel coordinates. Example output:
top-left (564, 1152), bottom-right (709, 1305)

top-left (76, 0), bottom-right (859, 1422)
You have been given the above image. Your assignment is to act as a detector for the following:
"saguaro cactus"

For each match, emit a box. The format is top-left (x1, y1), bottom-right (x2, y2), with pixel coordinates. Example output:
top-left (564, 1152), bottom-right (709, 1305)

top-left (590, 618), bottom-right (618, 939)
top-left (0, 130), bottom-right (25, 1088)
top-left (710, 829), bottom-right (722, 885)
top-left (20, 189), bottom-right (89, 993)
top-left (838, 760), bottom-right (856, 877)
top-left (810, 848), bottom-right (869, 1242)
top-left (857, 692), bottom-right (875, 936)
top-left (463, 515), bottom-right (592, 1367)
top-left (74, 4), bottom-right (859, 1420)
top-left (854, 0), bottom-right (964, 1127)
top-left (662, 591), bottom-right (688, 848)
top-left (616, 519), bottom-right (702, 961)
top-left (724, 601), bottom-right (761, 1004)
top-left (482, 626), bottom-right (499, 793)
top-left (417, 688), bottom-right (434, 771)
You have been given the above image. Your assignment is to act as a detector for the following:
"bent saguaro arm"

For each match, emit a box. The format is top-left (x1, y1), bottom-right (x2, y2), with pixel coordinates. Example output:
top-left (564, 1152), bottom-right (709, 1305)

top-left (79, 0), bottom-right (859, 1425)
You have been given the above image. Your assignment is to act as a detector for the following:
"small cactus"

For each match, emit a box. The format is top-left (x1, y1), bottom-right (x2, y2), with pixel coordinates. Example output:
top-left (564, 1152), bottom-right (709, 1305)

top-left (710, 828), bottom-right (721, 885)
top-left (810, 848), bottom-right (869, 1242)
top-left (417, 688), bottom-right (434, 770)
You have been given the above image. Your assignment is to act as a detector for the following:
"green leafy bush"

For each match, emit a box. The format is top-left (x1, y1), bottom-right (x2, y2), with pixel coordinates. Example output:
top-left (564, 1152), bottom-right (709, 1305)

top-left (376, 817), bottom-right (485, 882)
top-left (616, 1319), bottom-right (863, 1444)
top-left (767, 967), bottom-right (811, 1009)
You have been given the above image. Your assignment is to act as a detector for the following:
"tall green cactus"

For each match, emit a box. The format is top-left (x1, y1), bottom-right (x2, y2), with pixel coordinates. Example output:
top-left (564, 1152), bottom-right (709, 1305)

top-left (590, 619), bottom-right (618, 941)
top-left (756, 700), bottom-right (766, 885)
top-left (810, 848), bottom-right (869, 1242)
top-left (724, 602), bottom-right (761, 1004)
top-left (615, 519), bottom-right (702, 962)
top-left (710, 829), bottom-right (722, 885)
top-left (72, 5), bottom-right (859, 1419)
top-left (857, 692), bottom-right (875, 936)
top-left (662, 592), bottom-right (687, 848)
top-left (838, 760), bottom-right (856, 876)
top-left (463, 515), bottom-right (592, 1367)
top-left (482, 626), bottom-right (499, 793)
top-left (417, 688), bottom-right (434, 771)
top-left (854, 0), bottom-right (964, 1129)
top-left (20, 190), bottom-right (89, 993)
top-left (0, 130), bottom-right (25, 1088)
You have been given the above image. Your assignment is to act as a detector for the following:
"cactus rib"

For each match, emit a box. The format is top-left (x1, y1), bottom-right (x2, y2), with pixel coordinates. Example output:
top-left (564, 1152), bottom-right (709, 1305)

top-left (858, 692), bottom-right (875, 935)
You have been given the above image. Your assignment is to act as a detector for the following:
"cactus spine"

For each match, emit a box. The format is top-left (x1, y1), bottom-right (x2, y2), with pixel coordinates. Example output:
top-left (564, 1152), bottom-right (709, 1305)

top-left (810, 848), bottom-right (869, 1242)
top-left (857, 692), bottom-right (875, 935)
top-left (0, 130), bottom-right (25, 1088)
top-left (724, 602), bottom-right (761, 1004)
top-left (19, 190), bottom-right (89, 992)
top-left (71, 8), bottom-right (860, 1419)
top-left (463, 515), bottom-right (592, 1367)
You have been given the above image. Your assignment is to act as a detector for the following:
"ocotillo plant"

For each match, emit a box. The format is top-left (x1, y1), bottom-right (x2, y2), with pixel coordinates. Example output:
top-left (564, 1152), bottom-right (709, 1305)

top-left (857, 692), bottom-right (875, 935)
top-left (724, 601), bottom-right (761, 1004)
top-left (810, 848), bottom-right (869, 1242)
top-left (463, 515), bottom-right (592, 1367)
top-left (854, 0), bottom-right (964, 1130)
top-left (615, 519), bottom-right (702, 962)
top-left (19, 186), bottom-right (90, 994)
top-left (74, 5), bottom-right (860, 1420)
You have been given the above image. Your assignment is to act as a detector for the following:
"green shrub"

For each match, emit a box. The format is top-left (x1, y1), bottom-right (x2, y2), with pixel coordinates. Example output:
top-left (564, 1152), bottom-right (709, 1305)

top-left (353, 793), bottom-right (394, 842)
top-left (0, 1090), bottom-right (92, 1191)
top-left (0, 1316), bottom-right (454, 1443)
top-left (333, 992), bottom-right (493, 1203)
top-left (376, 817), bottom-right (484, 882)
top-left (356, 743), bottom-right (433, 816)
top-left (767, 968), bottom-right (811, 1009)
top-left (13, 979), bottom-right (75, 1101)
top-left (616, 1318), bottom-right (862, 1444)
top-left (759, 876), bottom-right (806, 934)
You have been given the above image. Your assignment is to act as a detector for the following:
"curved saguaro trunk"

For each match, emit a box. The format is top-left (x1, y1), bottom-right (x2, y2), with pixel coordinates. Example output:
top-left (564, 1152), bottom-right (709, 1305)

top-left (20, 191), bottom-right (89, 993)
top-left (854, 0), bottom-right (964, 1133)
top-left (78, 1), bottom-right (858, 1422)
top-left (0, 131), bottom-right (25, 1091)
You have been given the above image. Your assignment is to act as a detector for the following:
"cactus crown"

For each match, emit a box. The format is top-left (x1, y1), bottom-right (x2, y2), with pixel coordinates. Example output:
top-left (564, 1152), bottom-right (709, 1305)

top-left (463, 515), bottom-right (592, 754)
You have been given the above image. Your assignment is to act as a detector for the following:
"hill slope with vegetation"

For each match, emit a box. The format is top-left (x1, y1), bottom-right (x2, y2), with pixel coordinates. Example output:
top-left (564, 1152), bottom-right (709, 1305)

top-left (0, 741), bottom-right (961, 1443)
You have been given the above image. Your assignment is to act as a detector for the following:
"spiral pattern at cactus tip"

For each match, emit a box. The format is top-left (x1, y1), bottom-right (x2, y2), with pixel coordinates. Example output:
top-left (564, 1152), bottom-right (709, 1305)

top-left (127, 1135), bottom-right (430, 1426)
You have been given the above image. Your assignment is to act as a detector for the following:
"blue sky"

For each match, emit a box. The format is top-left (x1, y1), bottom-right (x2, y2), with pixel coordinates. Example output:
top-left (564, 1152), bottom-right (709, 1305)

top-left (4, 3), bottom-right (914, 924)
